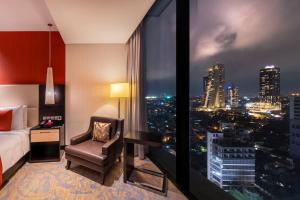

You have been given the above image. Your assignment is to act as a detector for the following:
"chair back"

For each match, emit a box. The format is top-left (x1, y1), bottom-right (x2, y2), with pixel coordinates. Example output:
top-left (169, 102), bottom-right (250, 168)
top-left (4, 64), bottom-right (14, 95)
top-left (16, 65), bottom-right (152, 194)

top-left (89, 116), bottom-right (121, 138)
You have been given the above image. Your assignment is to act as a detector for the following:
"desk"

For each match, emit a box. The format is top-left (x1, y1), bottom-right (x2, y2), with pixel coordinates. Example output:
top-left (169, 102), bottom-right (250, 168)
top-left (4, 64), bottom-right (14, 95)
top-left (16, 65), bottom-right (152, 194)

top-left (123, 131), bottom-right (168, 196)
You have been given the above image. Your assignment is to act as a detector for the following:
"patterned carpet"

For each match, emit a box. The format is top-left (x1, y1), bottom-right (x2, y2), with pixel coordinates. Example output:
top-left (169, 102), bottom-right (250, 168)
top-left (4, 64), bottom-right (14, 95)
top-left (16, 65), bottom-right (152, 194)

top-left (0, 155), bottom-right (186, 200)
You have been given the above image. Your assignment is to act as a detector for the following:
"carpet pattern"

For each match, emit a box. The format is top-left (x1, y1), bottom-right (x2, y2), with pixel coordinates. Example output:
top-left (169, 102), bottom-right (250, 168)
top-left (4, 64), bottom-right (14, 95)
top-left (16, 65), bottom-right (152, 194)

top-left (0, 156), bottom-right (186, 200)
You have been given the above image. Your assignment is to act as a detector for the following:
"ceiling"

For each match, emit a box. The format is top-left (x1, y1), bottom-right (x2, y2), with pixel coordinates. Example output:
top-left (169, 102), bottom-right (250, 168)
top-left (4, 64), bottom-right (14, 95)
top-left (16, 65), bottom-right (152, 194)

top-left (45, 0), bottom-right (154, 44)
top-left (0, 0), bottom-right (155, 44)
top-left (0, 0), bottom-right (57, 31)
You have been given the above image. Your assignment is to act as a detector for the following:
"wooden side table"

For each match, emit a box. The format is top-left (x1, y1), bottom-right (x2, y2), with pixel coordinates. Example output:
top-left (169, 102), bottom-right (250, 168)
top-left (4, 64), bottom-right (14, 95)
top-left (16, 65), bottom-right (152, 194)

top-left (29, 125), bottom-right (63, 162)
top-left (123, 131), bottom-right (168, 196)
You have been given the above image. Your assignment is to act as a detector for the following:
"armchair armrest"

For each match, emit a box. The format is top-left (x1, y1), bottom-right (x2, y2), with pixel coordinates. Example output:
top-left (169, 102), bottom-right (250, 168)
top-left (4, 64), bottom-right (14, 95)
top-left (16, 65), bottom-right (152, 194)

top-left (70, 131), bottom-right (91, 145)
top-left (102, 134), bottom-right (121, 156)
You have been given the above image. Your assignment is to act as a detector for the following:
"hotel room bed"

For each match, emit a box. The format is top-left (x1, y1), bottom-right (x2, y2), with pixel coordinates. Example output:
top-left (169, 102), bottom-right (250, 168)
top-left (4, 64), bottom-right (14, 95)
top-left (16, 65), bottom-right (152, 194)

top-left (0, 85), bottom-right (39, 187)
top-left (0, 129), bottom-right (30, 174)
top-left (0, 128), bottom-right (30, 188)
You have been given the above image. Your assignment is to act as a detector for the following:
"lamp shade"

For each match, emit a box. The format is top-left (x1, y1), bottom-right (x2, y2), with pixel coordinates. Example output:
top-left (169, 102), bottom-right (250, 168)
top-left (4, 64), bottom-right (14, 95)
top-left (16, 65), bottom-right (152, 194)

top-left (110, 83), bottom-right (129, 98)
top-left (45, 67), bottom-right (55, 104)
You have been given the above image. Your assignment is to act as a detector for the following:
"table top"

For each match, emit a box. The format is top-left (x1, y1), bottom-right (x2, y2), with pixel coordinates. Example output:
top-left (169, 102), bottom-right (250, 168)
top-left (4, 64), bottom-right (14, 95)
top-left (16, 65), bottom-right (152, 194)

top-left (124, 131), bottom-right (162, 147)
top-left (31, 125), bottom-right (63, 130)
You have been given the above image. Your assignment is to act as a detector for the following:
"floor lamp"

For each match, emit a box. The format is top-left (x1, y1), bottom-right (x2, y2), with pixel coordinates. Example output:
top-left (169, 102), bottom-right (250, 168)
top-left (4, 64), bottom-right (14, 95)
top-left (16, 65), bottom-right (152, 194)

top-left (110, 83), bottom-right (129, 119)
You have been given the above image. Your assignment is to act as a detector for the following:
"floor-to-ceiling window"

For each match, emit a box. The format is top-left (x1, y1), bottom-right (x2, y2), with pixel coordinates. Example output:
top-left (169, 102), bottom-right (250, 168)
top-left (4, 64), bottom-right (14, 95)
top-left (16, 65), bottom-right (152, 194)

top-left (190, 0), bottom-right (300, 199)
top-left (142, 0), bottom-right (177, 179)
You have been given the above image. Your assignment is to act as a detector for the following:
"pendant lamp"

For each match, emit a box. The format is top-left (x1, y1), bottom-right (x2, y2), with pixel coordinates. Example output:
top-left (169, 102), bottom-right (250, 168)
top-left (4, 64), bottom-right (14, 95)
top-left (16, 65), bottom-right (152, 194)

top-left (45, 23), bottom-right (55, 105)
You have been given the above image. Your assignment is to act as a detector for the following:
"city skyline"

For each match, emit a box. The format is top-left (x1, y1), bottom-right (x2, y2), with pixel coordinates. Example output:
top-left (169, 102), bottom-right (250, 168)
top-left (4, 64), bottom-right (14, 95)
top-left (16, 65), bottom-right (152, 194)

top-left (146, 0), bottom-right (300, 97)
top-left (147, 64), bottom-right (284, 99)
top-left (190, 0), bottom-right (300, 97)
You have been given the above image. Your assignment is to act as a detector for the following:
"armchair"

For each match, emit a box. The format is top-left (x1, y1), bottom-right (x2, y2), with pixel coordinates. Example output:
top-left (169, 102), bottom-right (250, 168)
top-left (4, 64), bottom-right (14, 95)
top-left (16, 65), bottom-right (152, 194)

top-left (65, 116), bottom-right (124, 184)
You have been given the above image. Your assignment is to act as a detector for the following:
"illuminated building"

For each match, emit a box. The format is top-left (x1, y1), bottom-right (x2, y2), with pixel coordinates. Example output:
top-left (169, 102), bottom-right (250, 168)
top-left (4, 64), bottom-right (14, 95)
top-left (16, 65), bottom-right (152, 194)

top-left (259, 65), bottom-right (280, 104)
top-left (245, 102), bottom-right (281, 114)
top-left (290, 93), bottom-right (300, 162)
top-left (203, 76), bottom-right (208, 95)
top-left (203, 76), bottom-right (208, 94)
top-left (225, 84), bottom-right (239, 108)
top-left (207, 132), bottom-right (223, 180)
top-left (207, 134), bottom-right (255, 190)
top-left (203, 64), bottom-right (225, 109)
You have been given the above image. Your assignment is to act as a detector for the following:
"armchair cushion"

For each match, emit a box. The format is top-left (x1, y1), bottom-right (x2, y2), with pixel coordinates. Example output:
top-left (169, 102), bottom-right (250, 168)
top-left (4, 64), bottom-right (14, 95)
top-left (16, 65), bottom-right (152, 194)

top-left (92, 122), bottom-right (111, 142)
top-left (65, 139), bottom-right (108, 166)
top-left (90, 117), bottom-right (118, 138)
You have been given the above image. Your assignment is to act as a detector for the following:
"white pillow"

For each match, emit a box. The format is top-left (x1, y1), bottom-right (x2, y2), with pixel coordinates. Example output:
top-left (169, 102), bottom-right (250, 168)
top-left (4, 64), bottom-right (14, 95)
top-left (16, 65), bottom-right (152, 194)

top-left (0, 105), bottom-right (26, 130)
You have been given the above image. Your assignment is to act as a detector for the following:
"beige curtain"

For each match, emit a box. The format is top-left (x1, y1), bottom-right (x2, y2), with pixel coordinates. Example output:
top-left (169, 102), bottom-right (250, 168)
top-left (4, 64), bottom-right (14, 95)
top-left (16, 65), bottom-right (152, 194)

top-left (126, 25), bottom-right (146, 159)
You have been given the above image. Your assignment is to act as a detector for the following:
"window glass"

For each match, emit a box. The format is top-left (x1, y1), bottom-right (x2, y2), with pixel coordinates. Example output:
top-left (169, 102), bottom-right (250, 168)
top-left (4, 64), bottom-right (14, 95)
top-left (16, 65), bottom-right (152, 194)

top-left (144, 0), bottom-right (176, 153)
top-left (190, 0), bottom-right (300, 199)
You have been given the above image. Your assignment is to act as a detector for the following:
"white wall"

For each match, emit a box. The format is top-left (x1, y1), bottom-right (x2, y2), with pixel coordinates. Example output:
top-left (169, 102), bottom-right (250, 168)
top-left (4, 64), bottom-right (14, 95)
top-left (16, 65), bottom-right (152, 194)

top-left (66, 44), bottom-right (127, 144)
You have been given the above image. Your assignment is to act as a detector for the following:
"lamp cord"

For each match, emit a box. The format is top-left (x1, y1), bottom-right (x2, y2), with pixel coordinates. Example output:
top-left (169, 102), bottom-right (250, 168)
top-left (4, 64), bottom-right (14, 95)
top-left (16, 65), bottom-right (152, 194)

top-left (48, 23), bottom-right (52, 67)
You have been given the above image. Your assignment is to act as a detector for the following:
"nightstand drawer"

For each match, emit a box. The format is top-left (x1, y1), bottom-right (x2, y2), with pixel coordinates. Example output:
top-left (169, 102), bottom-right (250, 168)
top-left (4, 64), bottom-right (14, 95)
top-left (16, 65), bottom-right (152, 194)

top-left (31, 129), bottom-right (59, 134)
top-left (31, 131), bottom-right (59, 142)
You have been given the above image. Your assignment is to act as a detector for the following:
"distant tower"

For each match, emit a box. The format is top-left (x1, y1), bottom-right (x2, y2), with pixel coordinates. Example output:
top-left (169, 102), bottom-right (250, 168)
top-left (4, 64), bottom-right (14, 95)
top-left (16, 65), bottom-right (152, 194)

top-left (290, 93), bottom-right (300, 162)
top-left (203, 76), bottom-right (208, 95)
top-left (226, 84), bottom-right (240, 108)
top-left (259, 65), bottom-right (280, 103)
top-left (204, 64), bottom-right (225, 109)
top-left (203, 76), bottom-right (208, 101)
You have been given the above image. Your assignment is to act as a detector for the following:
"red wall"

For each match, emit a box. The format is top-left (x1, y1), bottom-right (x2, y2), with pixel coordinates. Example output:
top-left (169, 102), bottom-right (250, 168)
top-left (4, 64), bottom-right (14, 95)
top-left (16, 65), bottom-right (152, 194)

top-left (0, 32), bottom-right (65, 84)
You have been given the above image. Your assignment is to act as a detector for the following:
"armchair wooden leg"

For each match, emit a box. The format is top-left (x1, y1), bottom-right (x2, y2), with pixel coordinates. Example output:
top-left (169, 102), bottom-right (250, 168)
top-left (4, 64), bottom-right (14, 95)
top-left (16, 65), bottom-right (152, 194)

top-left (66, 160), bottom-right (71, 170)
top-left (100, 173), bottom-right (105, 185)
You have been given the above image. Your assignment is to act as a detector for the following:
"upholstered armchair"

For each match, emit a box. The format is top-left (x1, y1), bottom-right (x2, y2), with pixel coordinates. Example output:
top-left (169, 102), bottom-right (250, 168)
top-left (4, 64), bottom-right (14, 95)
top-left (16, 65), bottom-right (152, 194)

top-left (65, 116), bottom-right (124, 184)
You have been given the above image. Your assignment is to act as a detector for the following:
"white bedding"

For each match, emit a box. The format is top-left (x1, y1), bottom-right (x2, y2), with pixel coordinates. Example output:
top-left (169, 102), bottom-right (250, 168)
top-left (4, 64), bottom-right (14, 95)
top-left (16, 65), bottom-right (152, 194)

top-left (0, 128), bottom-right (30, 173)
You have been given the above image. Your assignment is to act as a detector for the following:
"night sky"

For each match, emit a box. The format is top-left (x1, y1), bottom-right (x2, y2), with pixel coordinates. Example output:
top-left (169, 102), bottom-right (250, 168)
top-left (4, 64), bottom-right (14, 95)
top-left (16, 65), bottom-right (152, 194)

top-left (146, 0), bottom-right (300, 97)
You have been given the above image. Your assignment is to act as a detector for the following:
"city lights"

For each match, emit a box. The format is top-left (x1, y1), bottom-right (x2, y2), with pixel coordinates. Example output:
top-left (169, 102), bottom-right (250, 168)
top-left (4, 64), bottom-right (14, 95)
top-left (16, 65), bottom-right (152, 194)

top-left (245, 102), bottom-right (281, 113)
top-left (146, 62), bottom-right (299, 199)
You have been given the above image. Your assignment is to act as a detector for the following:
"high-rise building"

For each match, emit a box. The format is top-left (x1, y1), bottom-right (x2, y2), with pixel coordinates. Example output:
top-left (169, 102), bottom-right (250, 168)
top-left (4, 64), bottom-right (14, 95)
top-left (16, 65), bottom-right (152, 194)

top-left (207, 131), bottom-right (224, 180)
top-left (202, 76), bottom-right (209, 103)
top-left (207, 133), bottom-right (255, 190)
top-left (203, 76), bottom-right (208, 94)
top-left (204, 64), bottom-right (225, 109)
top-left (290, 93), bottom-right (300, 162)
top-left (225, 84), bottom-right (239, 108)
top-left (259, 65), bottom-right (280, 103)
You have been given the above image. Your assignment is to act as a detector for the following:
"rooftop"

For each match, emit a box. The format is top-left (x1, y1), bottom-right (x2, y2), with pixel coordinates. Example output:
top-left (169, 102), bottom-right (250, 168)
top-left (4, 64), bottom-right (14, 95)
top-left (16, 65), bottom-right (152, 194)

top-left (213, 138), bottom-right (254, 148)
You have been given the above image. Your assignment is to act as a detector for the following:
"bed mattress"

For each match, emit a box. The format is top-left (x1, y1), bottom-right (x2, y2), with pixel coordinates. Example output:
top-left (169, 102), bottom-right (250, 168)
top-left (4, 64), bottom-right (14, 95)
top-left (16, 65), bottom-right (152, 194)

top-left (0, 128), bottom-right (30, 173)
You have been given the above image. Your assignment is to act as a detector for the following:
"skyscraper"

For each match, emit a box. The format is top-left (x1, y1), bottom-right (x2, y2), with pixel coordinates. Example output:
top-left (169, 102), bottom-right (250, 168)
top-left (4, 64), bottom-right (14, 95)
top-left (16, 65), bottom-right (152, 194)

top-left (202, 76), bottom-right (209, 102)
top-left (226, 84), bottom-right (240, 108)
top-left (290, 93), bottom-right (300, 162)
top-left (203, 76), bottom-right (208, 95)
top-left (259, 65), bottom-right (280, 103)
top-left (204, 64), bottom-right (225, 109)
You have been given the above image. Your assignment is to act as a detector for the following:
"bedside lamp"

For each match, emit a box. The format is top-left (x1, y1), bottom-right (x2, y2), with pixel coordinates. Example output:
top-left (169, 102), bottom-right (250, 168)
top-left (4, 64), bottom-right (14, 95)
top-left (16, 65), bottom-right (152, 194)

top-left (110, 83), bottom-right (129, 118)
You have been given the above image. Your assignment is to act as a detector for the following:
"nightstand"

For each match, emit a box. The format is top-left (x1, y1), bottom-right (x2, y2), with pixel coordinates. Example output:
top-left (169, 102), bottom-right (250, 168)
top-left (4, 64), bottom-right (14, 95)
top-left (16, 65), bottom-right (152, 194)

top-left (29, 126), bottom-right (63, 162)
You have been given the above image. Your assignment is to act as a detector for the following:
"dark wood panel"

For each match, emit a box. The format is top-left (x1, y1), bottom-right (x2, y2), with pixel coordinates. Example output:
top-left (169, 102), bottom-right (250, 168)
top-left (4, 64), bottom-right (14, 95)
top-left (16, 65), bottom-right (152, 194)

top-left (29, 141), bottom-right (61, 162)
top-left (39, 84), bottom-right (65, 145)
